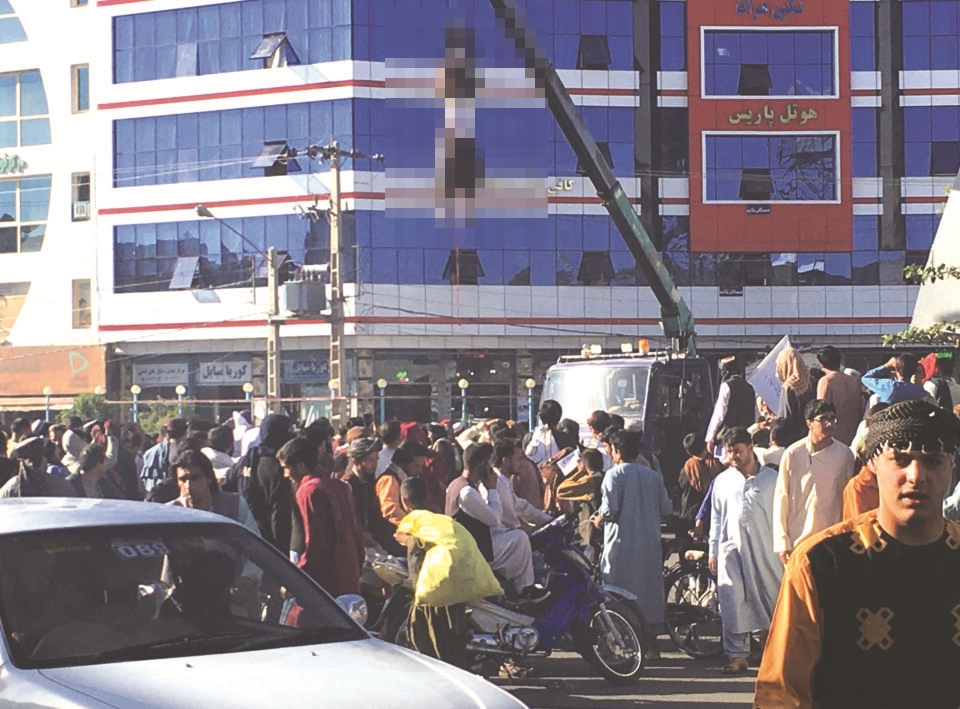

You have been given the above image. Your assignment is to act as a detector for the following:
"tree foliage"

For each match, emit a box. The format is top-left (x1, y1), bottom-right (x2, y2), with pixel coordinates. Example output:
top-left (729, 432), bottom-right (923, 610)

top-left (884, 264), bottom-right (960, 346)
top-left (58, 393), bottom-right (119, 425)
top-left (137, 397), bottom-right (195, 437)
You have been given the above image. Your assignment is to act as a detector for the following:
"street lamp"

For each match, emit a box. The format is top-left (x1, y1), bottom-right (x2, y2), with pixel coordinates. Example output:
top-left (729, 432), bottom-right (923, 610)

top-left (524, 378), bottom-right (536, 431)
top-left (458, 378), bottom-right (469, 425)
top-left (377, 378), bottom-right (388, 424)
top-left (242, 382), bottom-right (254, 418)
top-left (42, 386), bottom-right (53, 423)
top-left (197, 204), bottom-right (283, 414)
top-left (175, 384), bottom-right (186, 417)
top-left (130, 384), bottom-right (141, 424)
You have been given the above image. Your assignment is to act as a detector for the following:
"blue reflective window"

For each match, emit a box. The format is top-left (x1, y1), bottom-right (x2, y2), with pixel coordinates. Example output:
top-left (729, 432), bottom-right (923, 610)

top-left (116, 213), bottom-right (330, 292)
top-left (851, 107), bottom-right (878, 177)
top-left (659, 2), bottom-right (685, 71)
top-left (0, 16), bottom-right (25, 43)
top-left (0, 71), bottom-right (50, 147)
top-left (704, 134), bottom-right (838, 202)
top-left (0, 175), bottom-right (51, 254)
top-left (850, 2), bottom-right (877, 71)
top-left (904, 105), bottom-right (960, 175)
top-left (853, 216), bottom-right (879, 251)
top-left (906, 215), bottom-right (936, 250)
top-left (113, 99), bottom-right (376, 187)
top-left (114, 0), bottom-right (351, 83)
top-left (703, 30), bottom-right (835, 96)
top-left (901, 1), bottom-right (960, 70)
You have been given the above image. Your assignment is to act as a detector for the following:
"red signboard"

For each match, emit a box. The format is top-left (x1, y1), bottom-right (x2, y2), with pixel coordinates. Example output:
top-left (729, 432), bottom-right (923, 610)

top-left (687, 0), bottom-right (853, 253)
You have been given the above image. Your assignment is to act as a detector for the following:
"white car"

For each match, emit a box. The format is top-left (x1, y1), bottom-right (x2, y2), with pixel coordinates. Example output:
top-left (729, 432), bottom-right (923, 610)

top-left (0, 498), bottom-right (527, 709)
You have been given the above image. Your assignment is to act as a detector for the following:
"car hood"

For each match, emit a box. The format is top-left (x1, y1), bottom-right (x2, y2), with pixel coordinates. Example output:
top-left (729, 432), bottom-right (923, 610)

top-left (38, 638), bottom-right (525, 709)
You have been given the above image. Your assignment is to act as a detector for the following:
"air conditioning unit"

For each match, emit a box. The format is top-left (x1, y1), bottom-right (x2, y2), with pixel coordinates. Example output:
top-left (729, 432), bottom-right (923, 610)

top-left (72, 201), bottom-right (90, 221)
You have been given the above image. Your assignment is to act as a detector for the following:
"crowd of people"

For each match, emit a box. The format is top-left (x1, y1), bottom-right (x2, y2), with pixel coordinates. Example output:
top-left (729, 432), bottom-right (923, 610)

top-left (2, 342), bottom-right (960, 704)
top-left (696, 345), bottom-right (960, 706)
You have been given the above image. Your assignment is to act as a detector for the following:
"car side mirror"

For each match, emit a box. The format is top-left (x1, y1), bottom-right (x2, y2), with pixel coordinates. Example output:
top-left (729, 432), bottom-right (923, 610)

top-left (336, 594), bottom-right (368, 627)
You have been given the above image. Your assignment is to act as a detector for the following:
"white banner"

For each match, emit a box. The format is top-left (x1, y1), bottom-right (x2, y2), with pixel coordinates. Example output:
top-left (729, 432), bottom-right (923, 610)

top-left (133, 362), bottom-right (189, 387)
top-left (748, 335), bottom-right (791, 415)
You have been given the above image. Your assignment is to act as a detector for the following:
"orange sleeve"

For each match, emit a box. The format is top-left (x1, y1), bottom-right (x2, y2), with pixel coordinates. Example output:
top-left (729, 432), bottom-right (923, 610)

top-left (375, 474), bottom-right (405, 526)
top-left (754, 552), bottom-right (822, 709)
top-left (841, 476), bottom-right (859, 521)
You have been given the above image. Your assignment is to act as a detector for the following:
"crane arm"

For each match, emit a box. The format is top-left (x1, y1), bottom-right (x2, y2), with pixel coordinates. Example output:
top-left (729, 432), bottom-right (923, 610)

top-left (489, 0), bottom-right (697, 354)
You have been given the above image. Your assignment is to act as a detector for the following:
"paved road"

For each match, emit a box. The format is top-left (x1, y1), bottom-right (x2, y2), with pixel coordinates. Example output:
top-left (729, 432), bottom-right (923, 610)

top-left (493, 643), bottom-right (756, 709)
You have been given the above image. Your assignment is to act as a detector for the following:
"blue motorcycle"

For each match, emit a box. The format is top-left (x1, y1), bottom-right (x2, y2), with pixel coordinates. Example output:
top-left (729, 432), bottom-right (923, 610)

top-left (373, 514), bottom-right (647, 685)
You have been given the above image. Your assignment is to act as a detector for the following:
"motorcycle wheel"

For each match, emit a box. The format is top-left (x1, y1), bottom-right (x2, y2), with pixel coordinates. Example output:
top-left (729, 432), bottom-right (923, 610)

top-left (575, 599), bottom-right (645, 685)
top-left (664, 567), bottom-right (723, 659)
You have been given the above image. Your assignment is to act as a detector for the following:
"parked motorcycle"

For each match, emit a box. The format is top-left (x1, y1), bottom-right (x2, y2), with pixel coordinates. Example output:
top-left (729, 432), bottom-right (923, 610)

top-left (373, 514), bottom-right (647, 685)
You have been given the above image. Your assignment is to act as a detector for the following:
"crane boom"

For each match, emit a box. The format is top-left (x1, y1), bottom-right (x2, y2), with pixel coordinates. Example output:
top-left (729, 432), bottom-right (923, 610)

top-left (489, 0), bottom-right (697, 355)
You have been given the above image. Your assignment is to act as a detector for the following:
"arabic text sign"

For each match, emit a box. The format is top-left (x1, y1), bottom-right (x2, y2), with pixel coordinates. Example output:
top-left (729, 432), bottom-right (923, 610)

top-left (728, 103), bottom-right (819, 127)
top-left (133, 363), bottom-right (189, 388)
top-left (197, 360), bottom-right (252, 385)
top-left (281, 357), bottom-right (330, 383)
top-left (735, 0), bottom-right (804, 21)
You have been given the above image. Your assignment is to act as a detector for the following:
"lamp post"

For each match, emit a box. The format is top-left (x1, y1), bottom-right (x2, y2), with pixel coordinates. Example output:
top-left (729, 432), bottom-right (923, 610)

top-left (377, 378), bottom-right (388, 423)
top-left (524, 378), bottom-right (536, 431)
top-left (197, 205), bottom-right (282, 414)
top-left (458, 378), bottom-right (469, 426)
top-left (175, 384), bottom-right (186, 417)
top-left (242, 382), bottom-right (254, 418)
top-left (42, 386), bottom-right (53, 422)
top-left (130, 384), bottom-right (141, 424)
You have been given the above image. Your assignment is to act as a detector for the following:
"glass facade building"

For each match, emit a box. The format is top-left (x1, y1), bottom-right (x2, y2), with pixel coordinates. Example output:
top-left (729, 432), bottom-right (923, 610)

top-left (107, 0), bottom-right (956, 297)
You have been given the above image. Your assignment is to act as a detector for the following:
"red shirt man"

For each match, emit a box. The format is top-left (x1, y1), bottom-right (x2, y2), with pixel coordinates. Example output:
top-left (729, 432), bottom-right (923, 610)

top-left (277, 437), bottom-right (364, 598)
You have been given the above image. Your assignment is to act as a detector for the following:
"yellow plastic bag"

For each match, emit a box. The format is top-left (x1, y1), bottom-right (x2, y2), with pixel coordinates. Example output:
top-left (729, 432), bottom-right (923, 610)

top-left (397, 510), bottom-right (503, 607)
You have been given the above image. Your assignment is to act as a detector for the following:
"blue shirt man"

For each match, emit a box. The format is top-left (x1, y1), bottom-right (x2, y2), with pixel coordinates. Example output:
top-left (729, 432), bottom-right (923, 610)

top-left (861, 354), bottom-right (930, 404)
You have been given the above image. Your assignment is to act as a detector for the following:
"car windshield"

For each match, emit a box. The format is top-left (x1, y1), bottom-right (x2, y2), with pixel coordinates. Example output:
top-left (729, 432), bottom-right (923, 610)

top-left (541, 364), bottom-right (650, 426)
top-left (0, 522), bottom-right (366, 669)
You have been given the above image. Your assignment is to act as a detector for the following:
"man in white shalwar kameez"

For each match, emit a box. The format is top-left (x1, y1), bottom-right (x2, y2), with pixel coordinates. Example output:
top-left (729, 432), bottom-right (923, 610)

top-left (446, 442), bottom-right (537, 594)
top-left (708, 426), bottom-right (782, 675)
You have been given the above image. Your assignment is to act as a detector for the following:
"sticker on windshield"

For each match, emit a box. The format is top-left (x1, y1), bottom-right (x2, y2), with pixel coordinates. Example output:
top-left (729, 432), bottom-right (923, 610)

top-left (111, 540), bottom-right (170, 559)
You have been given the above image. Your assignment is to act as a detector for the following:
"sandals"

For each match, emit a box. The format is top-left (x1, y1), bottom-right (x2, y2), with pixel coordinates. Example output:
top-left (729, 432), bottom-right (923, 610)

top-left (722, 657), bottom-right (750, 675)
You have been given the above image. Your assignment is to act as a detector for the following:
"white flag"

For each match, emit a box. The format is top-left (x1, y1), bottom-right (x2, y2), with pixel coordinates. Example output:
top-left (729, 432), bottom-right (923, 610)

top-left (748, 335), bottom-right (792, 415)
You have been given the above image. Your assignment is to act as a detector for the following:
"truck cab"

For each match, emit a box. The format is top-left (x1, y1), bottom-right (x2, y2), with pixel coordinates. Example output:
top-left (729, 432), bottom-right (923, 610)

top-left (541, 353), bottom-right (714, 496)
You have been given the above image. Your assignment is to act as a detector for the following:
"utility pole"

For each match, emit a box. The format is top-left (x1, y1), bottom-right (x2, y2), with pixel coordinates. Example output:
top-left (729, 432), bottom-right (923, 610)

top-left (266, 245), bottom-right (282, 414)
top-left (327, 142), bottom-right (347, 429)
top-left (197, 205), bottom-right (285, 415)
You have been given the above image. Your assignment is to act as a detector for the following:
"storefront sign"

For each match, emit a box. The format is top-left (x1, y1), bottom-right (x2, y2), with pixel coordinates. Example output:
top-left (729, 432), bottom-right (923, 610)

top-left (0, 345), bottom-right (105, 396)
top-left (133, 362), bottom-right (189, 387)
top-left (735, 0), bottom-right (803, 21)
top-left (197, 360), bottom-right (252, 385)
top-left (728, 103), bottom-right (818, 127)
top-left (281, 357), bottom-right (329, 383)
top-left (0, 154), bottom-right (26, 175)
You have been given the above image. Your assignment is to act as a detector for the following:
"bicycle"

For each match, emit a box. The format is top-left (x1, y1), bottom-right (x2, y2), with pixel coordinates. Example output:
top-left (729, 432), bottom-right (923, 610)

top-left (662, 536), bottom-right (723, 659)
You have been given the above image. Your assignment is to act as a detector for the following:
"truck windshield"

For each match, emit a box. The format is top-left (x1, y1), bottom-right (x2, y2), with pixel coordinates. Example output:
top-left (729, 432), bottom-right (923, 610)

top-left (542, 364), bottom-right (650, 426)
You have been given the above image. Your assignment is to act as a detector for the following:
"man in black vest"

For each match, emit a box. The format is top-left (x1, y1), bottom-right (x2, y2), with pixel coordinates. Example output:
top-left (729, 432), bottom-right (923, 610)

top-left (705, 356), bottom-right (757, 456)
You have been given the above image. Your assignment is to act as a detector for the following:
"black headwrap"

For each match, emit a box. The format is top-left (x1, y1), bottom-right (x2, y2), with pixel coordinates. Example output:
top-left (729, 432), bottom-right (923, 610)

top-left (862, 399), bottom-right (960, 461)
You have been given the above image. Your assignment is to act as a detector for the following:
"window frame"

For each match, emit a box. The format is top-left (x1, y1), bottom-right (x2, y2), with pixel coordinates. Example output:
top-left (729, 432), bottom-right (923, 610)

top-left (0, 70), bottom-right (50, 148)
top-left (71, 64), bottom-right (89, 114)
top-left (71, 279), bottom-right (92, 329)
top-left (71, 172), bottom-right (91, 221)
top-left (0, 174), bottom-right (53, 255)
top-left (699, 26), bottom-right (840, 100)
top-left (701, 130), bottom-right (842, 205)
